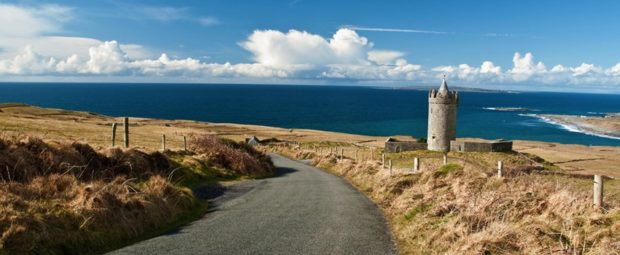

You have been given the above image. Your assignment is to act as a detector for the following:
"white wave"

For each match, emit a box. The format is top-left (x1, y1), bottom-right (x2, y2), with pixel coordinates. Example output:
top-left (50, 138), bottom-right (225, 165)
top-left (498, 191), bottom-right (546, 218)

top-left (483, 107), bottom-right (538, 112)
top-left (521, 114), bottom-right (620, 140)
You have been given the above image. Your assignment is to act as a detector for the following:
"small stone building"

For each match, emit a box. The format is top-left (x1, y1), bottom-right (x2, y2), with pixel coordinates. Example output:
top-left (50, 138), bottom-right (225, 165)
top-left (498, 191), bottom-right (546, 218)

top-left (450, 138), bottom-right (513, 152)
top-left (245, 136), bottom-right (261, 146)
top-left (384, 137), bottom-right (427, 153)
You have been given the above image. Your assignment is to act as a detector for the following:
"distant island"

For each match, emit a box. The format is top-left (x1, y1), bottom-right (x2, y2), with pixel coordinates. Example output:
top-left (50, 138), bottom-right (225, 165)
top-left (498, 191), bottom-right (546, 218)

top-left (393, 85), bottom-right (519, 93)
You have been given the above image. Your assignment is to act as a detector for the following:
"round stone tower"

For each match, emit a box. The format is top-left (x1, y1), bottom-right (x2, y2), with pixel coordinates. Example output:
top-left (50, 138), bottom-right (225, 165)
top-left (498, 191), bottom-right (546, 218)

top-left (427, 77), bottom-right (459, 152)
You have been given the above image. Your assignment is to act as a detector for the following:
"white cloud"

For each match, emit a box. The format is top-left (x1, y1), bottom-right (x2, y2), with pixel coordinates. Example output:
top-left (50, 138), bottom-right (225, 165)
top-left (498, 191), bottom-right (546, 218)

top-left (480, 61), bottom-right (501, 75)
top-left (85, 41), bottom-right (128, 74)
top-left (607, 63), bottom-right (620, 76)
top-left (342, 25), bottom-right (446, 35)
top-left (0, 3), bottom-right (153, 62)
top-left (136, 6), bottom-right (188, 22)
top-left (198, 16), bottom-right (220, 26)
top-left (571, 63), bottom-right (602, 76)
top-left (1, 7), bottom-right (620, 92)
top-left (0, 4), bottom-right (71, 37)
top-left (0, 46), bottom-right (57, 74)
top-left (509, 52), bottom-right (547, 81)
top-left (240, 28), bottom-right (372, 69)
top-left (367, 50), bottom-right (405, 65)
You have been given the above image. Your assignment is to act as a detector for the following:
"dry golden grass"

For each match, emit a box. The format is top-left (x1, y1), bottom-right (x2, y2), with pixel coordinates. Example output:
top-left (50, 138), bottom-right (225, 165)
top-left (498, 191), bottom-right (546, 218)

top-left (273, 144), bottom-right (620, 254)
top-left (0, 137), bottom-right (195, 254)
top-left (0, 133), bottom-right (274, 254)
top-left (2, 104), bottom-right (620, 254)
top-left (1, 104), bottom-right (618, 177)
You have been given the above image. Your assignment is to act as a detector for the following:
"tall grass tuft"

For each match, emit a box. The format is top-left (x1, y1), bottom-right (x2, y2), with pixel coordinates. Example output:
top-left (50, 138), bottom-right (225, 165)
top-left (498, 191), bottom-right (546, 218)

top-left (189, 135), bottom-right (274, 177)
top-left (0, 136), bottom-right (195, 254)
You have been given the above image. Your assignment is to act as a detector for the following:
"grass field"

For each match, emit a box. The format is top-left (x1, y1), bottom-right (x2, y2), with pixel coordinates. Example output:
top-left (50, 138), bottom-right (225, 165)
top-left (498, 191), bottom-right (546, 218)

top-left (1, 103), bottom-right (619, 254)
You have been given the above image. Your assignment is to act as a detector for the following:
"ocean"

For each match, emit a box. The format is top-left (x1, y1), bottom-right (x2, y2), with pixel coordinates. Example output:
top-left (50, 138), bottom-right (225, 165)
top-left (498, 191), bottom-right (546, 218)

top-left (1, 83), bottom-right (619, 146)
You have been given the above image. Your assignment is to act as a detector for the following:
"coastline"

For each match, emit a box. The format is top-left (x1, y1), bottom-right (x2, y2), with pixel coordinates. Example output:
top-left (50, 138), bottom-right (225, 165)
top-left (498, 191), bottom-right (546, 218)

top-left (1, 103), bottom-right (619, 178)
top-left (523, 113), bottom-right (620, 140)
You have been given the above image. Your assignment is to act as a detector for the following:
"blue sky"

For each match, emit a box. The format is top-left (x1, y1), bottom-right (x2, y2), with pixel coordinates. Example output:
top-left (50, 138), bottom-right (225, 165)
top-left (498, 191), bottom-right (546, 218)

top-left (1, 0), bottom-right (620, 92)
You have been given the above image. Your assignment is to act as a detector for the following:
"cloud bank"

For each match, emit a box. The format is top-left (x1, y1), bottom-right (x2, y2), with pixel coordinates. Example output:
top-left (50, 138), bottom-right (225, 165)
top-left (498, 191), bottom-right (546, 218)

top-left (2, 3), bottom-right (620, 92)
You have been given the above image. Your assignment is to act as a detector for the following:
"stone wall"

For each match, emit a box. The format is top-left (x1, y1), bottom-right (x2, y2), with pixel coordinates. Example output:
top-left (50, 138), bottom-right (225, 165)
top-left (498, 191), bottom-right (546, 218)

top-left (450, 140), bottom-right (513, 152)
top-left (385, 141), bottom-right (428, 153)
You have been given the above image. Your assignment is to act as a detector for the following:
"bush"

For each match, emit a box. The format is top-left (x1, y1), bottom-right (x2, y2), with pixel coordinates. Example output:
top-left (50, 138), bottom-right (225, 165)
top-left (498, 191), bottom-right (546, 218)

top-left (0, 136), bottom-right (195, 254)
top-left (189, 135), bottom-right (274, 177)
top-left (0, 137), bottom-right (175, 183)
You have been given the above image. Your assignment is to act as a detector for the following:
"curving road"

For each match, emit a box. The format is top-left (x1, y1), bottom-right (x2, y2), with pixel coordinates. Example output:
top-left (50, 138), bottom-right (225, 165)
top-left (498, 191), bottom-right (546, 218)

top-left (110, 154), bottom-right (396, 255)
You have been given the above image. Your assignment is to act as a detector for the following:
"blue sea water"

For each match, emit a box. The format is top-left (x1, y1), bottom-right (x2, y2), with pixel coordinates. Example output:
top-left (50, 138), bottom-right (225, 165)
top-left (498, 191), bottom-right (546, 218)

top-left (0, 83), bottom-right (619, 146)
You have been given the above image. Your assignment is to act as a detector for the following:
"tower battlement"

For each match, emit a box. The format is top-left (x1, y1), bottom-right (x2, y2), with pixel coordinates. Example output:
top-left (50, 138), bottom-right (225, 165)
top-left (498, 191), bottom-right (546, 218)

top-left (428, 79), bottom-right (459, 103)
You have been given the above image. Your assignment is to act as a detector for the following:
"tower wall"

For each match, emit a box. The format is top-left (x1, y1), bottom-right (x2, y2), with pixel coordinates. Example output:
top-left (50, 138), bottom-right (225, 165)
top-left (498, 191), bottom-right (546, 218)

top-left (427, 91), bottom-right (458, 152)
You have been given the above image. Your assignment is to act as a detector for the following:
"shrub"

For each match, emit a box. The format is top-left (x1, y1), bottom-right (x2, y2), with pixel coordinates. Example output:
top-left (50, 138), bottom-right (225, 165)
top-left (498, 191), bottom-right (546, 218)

top-left (0, 137), bottom-right (175, 183)
top-left (189, 135), bottom-right (274, 177)
top-left (0, 136), bottom-right (195, 254)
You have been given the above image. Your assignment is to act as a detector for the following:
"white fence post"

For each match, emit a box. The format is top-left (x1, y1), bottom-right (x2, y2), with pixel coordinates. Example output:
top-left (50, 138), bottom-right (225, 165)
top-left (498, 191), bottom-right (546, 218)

top-left (594, 175), bottom-right (604, 208)
top-left (497, 161), bottom-right (503, 177)
top-left (414, 157), bottom-right (419, 171)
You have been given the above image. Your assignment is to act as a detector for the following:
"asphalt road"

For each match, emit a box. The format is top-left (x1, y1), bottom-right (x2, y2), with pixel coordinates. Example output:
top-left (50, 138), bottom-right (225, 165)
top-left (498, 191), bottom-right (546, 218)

top-left (109, 154), bottom-right (396, 255)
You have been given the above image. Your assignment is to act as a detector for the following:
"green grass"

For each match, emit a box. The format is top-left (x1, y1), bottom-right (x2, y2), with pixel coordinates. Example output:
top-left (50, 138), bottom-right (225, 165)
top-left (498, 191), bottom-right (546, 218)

top-left (404, 203), bottom-right (434, 221)
top-left (433, 163), bottom-right (463, 177)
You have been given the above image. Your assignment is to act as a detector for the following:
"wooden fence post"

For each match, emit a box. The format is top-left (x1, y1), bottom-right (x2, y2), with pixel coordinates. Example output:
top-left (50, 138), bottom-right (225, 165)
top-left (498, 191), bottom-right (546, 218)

top-left (161, 134), bottom-right (166, 151)
top-left (382, 153), bottom-right (385, 169)
top-left (371, 148), bottom-right (374, 161)
top-left (183, 136), bottom-right (187, 151)
top-left (340, 148), bottom-right (344, 160)
top-left (123, 117), bottom-right (129, 148)
top-left (443, 153), bottom-right (448, 165)
top-left (497, 161), bottom-right (503, 178)
top-left (414, 157), bottom-right (419, 171)
top-left (111, 123), bottom-right (117, 147)
top-left (389, 160), bottom-right (392, 175)
top-left (594, 175), bottom-right (604, 208)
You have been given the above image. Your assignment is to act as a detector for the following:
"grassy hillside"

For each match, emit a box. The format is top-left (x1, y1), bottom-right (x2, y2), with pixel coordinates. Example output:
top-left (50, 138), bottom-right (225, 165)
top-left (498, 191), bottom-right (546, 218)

top-left (270, 143), bottom-right (620, 254)
top-left (0, 134), bottom-right (273, 254)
